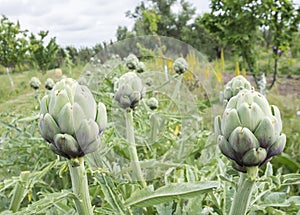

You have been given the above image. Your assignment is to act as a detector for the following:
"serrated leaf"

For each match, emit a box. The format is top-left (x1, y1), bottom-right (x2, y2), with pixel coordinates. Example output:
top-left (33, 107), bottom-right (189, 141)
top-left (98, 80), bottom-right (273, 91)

top-left (125, 181), bottom-right (219, 208)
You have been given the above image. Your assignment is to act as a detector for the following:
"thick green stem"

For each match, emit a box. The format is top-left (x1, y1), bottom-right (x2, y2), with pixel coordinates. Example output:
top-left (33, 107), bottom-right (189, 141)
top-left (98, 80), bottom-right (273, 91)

top-left (9, 171), bottom-right (30, 212)
top-left (125, 109), bottom-right (147, 188)
top-left (229, 166), bottom-right (258, 215)
top-left (68, 157), bottom-right (94, 215)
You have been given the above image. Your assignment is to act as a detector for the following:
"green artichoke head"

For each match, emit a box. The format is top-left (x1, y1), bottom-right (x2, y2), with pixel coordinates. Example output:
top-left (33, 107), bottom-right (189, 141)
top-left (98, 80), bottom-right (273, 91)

top-left (114, 72), bottom-right (145, 110)
top-left (147, 97), bottom-right (158, 110)
top-left (45, 78), bottom-right (55, 90)
top-left (223, 75), bottom-right (252, 104)
top-left (136, 61), bottom-right (146, 73)
top-left (30, 77), bottom-right (41, 90)
top-left (173, 57), bottom-right (188, 74)
top-left (38, 78), bottom-right (107, 159)
top-left (215, 89), bottom-right (286, 172)
top-left (125, 54), bottom-right (139, 70)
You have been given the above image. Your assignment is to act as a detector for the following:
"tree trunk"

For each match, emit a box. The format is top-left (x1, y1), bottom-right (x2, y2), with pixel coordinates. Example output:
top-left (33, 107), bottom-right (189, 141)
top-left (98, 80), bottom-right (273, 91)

top-left (269, 57), bottom-right (278, 90)
top-left (6, 67), bottom-right (15, 88)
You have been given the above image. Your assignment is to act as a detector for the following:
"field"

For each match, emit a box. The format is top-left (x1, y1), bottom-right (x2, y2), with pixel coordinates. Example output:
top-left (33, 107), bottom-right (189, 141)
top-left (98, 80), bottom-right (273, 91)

top-left (0, 37), bottom-right (299, 215)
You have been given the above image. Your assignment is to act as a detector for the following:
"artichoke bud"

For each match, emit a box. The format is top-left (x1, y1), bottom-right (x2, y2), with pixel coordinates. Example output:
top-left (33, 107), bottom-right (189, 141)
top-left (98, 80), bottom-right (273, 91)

top-left (54, 134), bottom-right (82, 158)
top-left (125, 54), bottom-right (139, 70)
top-left (136, 61), bottom-right (145, 73)
top-left (242, 147), bottom-right (267, 166)
top-left (114, 72), bottom-right (145, 110)
top-left (147, 97), bottom-right (159, 110)
top-left (29, 77), bottom-right (41, 90)
top-left (38, 113), bottom-right (60, 143)
top-left (223, 75), bottom-right (252, 102)
top-left (38, 78), bottom-right (107, 159)
top-left (45, 78), bottom-right (55, 90)
top-left (173, 57), bottom-right (188, 74)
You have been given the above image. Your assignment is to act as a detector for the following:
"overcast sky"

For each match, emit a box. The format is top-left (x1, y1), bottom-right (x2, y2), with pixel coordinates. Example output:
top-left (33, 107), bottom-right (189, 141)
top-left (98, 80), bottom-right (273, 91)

top-left (0, 0), bottom-right (210, 48)
top-left (1, 0), bottom-right (299, 48)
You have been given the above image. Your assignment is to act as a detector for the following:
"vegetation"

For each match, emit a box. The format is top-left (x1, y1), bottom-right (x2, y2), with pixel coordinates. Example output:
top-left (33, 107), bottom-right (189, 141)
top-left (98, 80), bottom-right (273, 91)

top-left (0, 1), bottom-right (300, 214)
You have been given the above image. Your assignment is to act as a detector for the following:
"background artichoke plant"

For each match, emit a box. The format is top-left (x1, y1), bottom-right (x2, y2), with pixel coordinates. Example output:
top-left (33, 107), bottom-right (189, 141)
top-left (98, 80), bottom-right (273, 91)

top-left (114, 72), bottom-right (145, 109)
top-left (38, 78), bottom-right (107, 159)
top-left (125, 53), bottom-right (139, 70)
top-left (214, 89), bottom-right (286, 172)
top-left (45, 78), bottom-right (55, 90)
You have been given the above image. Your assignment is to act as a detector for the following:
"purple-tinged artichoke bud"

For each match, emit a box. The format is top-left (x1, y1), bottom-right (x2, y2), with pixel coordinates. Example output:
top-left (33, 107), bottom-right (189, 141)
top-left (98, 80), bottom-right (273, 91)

top-left (173, 57), bottom-right (188, 74)
top-left (38, 78), bottom-right (107, 159)
top-left (223, 75), bottom-right (252, 104)
top-left (45, 78), bottom-right (55, 90)
top-left (125, 54), bottom-right (139, 70)
top-left (214, 89), bottom-right (286, 172)
top-left (114, 72), bottom-right (145, 110)
top-left (29, 77), bottom-right (41, 90)
top-left (147, 97), bottom-right (158, 110)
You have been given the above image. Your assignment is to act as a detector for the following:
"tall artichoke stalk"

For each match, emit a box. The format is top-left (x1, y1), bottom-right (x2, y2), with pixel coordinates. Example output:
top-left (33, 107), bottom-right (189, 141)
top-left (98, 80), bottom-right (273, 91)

top-left (114, 72), bottom-right (147, 188)
top-left (38, 78), bottom-right (107, 215)
top-left (215, 88), bottom-right (286, 215)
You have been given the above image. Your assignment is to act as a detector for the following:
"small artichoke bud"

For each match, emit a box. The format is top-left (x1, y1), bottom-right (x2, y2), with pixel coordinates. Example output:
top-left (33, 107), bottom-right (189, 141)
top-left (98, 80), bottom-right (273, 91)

top-left (114, 72), bottom-right (145, 110)
top-left (214, 89), bottom-right (286, 172)
top-left (38, 78), bottom-right (107, 159)
top-left (29, 77), bottom-right (41, 90)
top-left (147, 97), bottom-right (158, 110)
top-left (136, 61), bottom-right (146, 73)
top-left (45, 78), bottom-right (55, 90)
top-left (173, 57), bottom-right (188, 74)
top-left (125, 54), bottom-right (139, 70)
top-left (223, 75), bottom-right (252, 104)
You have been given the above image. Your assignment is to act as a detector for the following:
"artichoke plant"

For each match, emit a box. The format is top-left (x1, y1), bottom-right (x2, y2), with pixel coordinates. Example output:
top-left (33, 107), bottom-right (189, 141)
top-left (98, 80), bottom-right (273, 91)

top-left (223, 75), bottom-right (252, 103)
top-left (173, 57), bottom-right (188, 74)
top-left (147, 97), bottom-right (158, 110)
top-left (114, 72), bottom-right (145, 109)
top-left (45, 78), bottom-right (55, 90)
top-left (38, 78), bottom-right (107, 159)
top-left (125, 54), bottom-right (139, 70)
top-left (214, 89), bottom-right (286, 172)
top-left (29, 77), bottom-right (41, 90)
top-left (136, 61), bottom-right (145, 73)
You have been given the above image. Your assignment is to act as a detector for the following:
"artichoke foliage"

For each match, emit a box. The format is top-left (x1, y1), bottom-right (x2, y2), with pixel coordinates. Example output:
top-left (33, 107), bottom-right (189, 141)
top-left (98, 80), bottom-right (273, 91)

top-left (223, 75), bottom-right (252, 103)
top-left (38, 78), bottom-right (107, 159)
top-left (215, 89), bottom-right (286, 172)
top-left (173, 57), bottom-right (188, 74)
top-left (114, 72), bottom-right (145, 109)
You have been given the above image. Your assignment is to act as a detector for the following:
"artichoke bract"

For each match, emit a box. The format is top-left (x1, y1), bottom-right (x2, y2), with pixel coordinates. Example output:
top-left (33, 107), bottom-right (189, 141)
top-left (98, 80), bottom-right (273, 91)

top-left (223, 75), bottom-right (252, 103)
top-left (214, 89), bottom-right (286, 172)
top-left (114, 72), bottom-right (145, 109)
top-left (30, 77), bottom-right (41, 90)
top-left (173, 57), bottom-right (188, 74)
top-left (38, 78), bottom-right (107, 159)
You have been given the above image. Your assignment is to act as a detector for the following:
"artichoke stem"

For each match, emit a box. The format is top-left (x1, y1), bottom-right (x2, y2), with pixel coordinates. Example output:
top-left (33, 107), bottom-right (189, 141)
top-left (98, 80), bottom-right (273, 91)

top-left (229, 167), bottom-right (258, 215)
top-left (68, 157), bottom-right (94, 215)
top-left (125, 109), bottom-right (147, 188)
top-left (9, 171), bottom-right (30, 212)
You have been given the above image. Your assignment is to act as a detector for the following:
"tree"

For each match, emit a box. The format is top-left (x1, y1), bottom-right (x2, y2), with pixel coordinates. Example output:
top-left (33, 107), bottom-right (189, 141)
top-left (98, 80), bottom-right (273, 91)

top-left (0, 15), bottom-right (28, 88)
top-left (203, 0), bottom-right (300, 88)
top-left (29, 30), bottom-right (59, 74)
